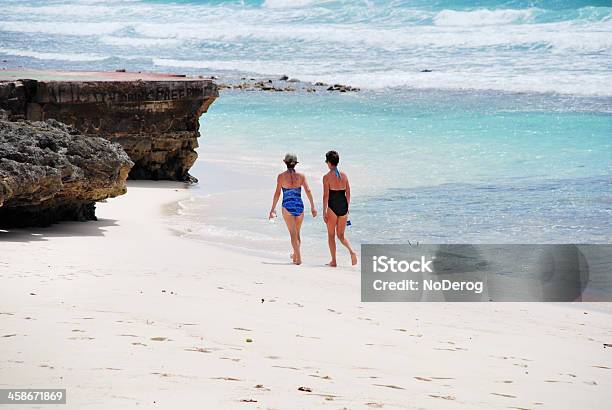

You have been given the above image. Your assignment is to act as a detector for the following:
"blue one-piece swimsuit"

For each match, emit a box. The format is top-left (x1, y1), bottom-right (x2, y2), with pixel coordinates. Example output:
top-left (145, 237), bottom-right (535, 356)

top-left (282, 187), bottom-right (304, 216)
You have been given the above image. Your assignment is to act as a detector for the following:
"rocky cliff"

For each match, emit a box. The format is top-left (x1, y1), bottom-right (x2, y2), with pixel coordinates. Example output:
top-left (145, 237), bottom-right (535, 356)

top-left (0, 77), bottom-right (218, 181)
top-left (0, 119), bottom-right (133, 227)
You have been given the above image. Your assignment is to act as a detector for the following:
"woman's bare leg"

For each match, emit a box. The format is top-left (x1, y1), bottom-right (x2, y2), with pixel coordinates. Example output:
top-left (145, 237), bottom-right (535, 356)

top-left (294, 213), bottom-right (304, 264)
top-left (336, 215), bottom-right (358, 266)
top-left (288, 214), bottom-right (304, 263)
top-left (326, 209), bottom-right (338, 267)
top-left (282, 208), bottom-right (302, 265)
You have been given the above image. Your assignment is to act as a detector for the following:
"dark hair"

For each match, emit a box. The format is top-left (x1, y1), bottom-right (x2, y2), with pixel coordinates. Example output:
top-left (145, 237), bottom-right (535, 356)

top-left (284, 160), bottom-right (296, 170)
top-left (325, 150), bottom-right (339, 166)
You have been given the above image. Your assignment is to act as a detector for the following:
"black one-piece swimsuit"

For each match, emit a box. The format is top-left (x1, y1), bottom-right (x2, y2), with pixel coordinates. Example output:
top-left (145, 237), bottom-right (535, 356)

top-left (328, 189), bottom-right (348, 216)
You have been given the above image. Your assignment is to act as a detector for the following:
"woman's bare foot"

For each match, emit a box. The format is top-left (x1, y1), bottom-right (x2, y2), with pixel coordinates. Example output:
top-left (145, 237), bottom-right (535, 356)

top-left (294, 259), bottom-right (302, 265)
top-left (326, 261), bottom-right (337, 267)
top-left (350, 251), bottom-right (358, 266)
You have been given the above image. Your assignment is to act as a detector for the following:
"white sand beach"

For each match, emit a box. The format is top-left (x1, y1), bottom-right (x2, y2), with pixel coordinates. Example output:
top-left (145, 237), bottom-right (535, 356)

top-left (1, 182), bottom-right (611, 409)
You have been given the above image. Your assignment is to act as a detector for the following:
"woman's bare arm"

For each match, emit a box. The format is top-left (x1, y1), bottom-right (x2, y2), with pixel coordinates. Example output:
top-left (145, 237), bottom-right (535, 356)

top-left (345, 174), bottom-right (351, 212)
top-left (322, 175), bottom-right (329, 223)
top-left (269, 174), bottom-right (282, 219)
top-left (302, 175), bottom-right (317, 217)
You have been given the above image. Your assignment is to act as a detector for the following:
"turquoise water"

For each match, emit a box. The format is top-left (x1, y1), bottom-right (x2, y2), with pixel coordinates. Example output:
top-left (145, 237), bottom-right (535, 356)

top-left (172, 89), bottom-right (612, 261)
top-left (1, 0), bottom-right (610, 260)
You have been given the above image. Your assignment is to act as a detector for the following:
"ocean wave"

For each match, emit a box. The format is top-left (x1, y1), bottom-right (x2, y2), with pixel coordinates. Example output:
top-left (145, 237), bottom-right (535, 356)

top-left (0, 47), bottom-right (107, 62)
top-left (100, 36), bottom-right (182, 47)
top-left (0, 21), bottom-right (126, 36)
top-left (263, 0), bottom-right (333, 8)
top-left (2, 17), bottom-right (610, 54)
top-left (433, 8), bottom-right (537, 26)
top-left (1, 0), bottom-right (610, 96)
top-left (153, 56), bottom-right (612, 96)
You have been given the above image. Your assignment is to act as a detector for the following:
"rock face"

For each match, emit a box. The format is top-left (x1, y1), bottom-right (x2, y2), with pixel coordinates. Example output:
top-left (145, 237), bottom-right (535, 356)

top-left (0, 78), bottom-right (218, 181)
top-left (0, 119), bottom-right (133, 227)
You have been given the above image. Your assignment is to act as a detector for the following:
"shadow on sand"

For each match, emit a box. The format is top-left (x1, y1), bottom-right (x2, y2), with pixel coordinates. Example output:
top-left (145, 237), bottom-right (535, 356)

top-left (127, 180), bottom-right (194, 190)
top-left (0, 218), bottom-right (118, 243)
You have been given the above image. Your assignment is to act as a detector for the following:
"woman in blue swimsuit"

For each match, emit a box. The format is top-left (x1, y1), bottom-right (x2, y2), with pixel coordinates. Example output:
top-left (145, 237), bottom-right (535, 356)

top-left (269, 153), bottom-right (317, 265)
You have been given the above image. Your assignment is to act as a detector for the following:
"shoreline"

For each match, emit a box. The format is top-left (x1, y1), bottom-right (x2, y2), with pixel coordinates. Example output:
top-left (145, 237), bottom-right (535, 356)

top-left (1, 182), bottom-right (611, 409)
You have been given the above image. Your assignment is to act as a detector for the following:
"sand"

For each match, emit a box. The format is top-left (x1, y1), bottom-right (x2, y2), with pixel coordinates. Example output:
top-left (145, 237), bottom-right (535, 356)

top-left (1, 181), bottom-right (611, 409)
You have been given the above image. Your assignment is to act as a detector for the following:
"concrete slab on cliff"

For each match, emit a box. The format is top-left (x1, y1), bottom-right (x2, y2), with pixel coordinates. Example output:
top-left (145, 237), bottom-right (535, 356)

top-left (0, 68), bottom-right (214, 82)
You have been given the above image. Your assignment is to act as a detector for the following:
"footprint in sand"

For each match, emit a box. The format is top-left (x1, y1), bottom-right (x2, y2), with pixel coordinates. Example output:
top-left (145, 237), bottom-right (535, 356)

top-left (212, 377), bottom-right (241, 381)
top-left (132, 342), bottom-right (147, 346)
top-left (429, 395), bottom-right (455, 401)
top-left (296, 334), bottom-right (321, 340)
top-left (2, 334), bottom-right (17, 338)
top-left (220, 357), bottom-right (241, 362)
top-left (273, 365), bottom-right (300, 371)
top-left (151, 372), bottom-right (190, 379)
top-left (184, 347), bottom-right (211, 353)
top-left (309, 374), bottom-right (332, 380)
top-left (414, 376), bottom-right (431, 382)
top-left (150, 337), bottom-right (168, 341)
top-left (373, 384), bottom-right (404, 390)
top-left (491, 392), bottom-right (517, 398)
top-left (366, 403), bottom-right (384, 408)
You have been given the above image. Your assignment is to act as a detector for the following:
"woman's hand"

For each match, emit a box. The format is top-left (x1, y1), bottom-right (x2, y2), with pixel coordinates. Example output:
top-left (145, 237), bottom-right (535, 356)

top-left (311, 208), bottom-right (318, 218)
top-left (269, 210), bottom-right (277, 220)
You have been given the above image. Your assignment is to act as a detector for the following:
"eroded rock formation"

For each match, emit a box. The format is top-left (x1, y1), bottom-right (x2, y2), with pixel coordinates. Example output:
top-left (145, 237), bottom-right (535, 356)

top-left (0, 119), bottom-right (132, 227)
top-left (0, 78), bottom-right (218, 181)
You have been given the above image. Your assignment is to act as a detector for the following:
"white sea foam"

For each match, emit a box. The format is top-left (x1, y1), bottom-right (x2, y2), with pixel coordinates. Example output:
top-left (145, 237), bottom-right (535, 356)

top-left (100, 36), bottom-right (181, 47)
top-left (0, 21), bottom-right (126, 36)
top-left (434, 8), bottom-right (537, 26)
top-left (0, 47), bottom-right (107, 62)
top-left (263, 0), bottom-right (332, 8)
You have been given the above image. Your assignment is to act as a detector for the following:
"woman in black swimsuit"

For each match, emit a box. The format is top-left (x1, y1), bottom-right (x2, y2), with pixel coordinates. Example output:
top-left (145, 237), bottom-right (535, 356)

top-left (322, 150), bottom-right (358, 267)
